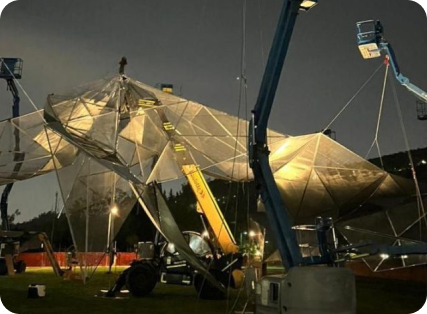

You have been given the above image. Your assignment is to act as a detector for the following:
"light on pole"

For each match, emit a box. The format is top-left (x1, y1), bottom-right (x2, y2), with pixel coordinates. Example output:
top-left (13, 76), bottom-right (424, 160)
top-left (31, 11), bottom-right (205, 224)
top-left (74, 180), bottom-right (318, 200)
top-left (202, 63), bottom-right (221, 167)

top-left (107, 205), bottom-right (119, 273)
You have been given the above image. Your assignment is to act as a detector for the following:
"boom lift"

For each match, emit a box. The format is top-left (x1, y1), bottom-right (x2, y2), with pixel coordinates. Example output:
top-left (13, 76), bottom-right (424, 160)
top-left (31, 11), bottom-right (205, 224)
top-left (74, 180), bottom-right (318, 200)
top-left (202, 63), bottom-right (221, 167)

top-left (248, 1), bottom-right (356, 313)
top-left (250, 3), bottom-right (427, 313)
top-left (106, 83), bottom-right (243, 299)
top-left (0, 58), bottom-right (23, 231)
top-left (357, 20), bottom-right (427, 120)
top-left (0, 58), bottom-right (27, 277)
top-left (0, 60), bottom-right (65, 278)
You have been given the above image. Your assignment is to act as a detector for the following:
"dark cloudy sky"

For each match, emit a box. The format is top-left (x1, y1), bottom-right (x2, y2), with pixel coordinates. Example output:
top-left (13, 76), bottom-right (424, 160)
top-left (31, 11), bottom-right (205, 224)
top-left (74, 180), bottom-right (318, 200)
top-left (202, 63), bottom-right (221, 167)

top-left (0, 0), bottom-right (426, 222)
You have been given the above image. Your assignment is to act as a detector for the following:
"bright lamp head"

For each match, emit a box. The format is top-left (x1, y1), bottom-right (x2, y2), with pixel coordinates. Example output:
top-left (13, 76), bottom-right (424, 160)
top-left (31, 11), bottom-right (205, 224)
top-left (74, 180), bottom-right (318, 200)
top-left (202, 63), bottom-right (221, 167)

top-left (111, 206), bottom-right (119, 215)
top-left (300, 0), bottom-right (318, 12)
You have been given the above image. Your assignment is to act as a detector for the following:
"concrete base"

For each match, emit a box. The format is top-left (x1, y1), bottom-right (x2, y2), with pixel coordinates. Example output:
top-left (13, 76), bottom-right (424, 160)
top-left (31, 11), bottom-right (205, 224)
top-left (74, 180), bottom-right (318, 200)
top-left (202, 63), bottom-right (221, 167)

top-left (255, 267), bottom-right (356, 314)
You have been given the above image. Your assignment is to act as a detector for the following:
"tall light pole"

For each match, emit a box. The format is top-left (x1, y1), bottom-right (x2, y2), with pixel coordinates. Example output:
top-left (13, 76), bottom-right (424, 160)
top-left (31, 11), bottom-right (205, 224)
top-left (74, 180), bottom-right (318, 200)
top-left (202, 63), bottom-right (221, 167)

top-left (107, 205), bottom-right (118, 273)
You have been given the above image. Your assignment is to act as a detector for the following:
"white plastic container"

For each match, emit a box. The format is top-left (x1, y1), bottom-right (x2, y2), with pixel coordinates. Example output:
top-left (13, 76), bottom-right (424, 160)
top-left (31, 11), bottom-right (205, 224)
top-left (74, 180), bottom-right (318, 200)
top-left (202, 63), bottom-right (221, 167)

top-left (28, 284), bottom-right (46, 298)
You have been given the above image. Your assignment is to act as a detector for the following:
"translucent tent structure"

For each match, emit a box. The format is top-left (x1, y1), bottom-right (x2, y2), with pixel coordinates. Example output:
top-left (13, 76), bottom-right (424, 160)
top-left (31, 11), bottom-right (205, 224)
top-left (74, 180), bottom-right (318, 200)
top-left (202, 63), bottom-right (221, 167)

top-left (0, 74), bottom-right (425, 274)
top-left (0, 110), bottom-right (77, 185)
top-left (337, 199), bottom-right (427, 272)
top-left (268, 133), bottom-right (417, 223)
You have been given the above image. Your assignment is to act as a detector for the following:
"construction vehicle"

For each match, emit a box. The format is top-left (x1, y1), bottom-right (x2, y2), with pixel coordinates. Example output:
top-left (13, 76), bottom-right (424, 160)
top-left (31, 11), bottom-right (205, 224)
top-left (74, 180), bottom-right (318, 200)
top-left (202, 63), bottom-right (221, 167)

top-left (0, 58), bottom-right (23, 231)
top-left (357, 20), bottom-right (427, 120)
top-left (248, 1), bottom-right (427, 313)
top-left (0, 231), bottom-right (64, 277)
top-left (107, 225), bottom-right (233, 299)
top-left (106, 182), bottom-right (243, 299)
top-left (106, 82), bottom-right (244, 299)
top-left (0, 59), bottom-right (65, 278)
top-left (0, 231), bottom-right (25, 275)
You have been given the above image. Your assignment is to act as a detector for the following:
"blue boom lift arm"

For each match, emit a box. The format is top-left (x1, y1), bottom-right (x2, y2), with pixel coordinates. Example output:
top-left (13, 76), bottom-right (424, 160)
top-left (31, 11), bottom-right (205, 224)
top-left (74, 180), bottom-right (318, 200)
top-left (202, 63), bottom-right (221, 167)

top-left (249, 6), bottom-right (427, 271)
top-left (0, 58), bottom-right (23, 231)
top-left (248, 0), bottom-right (319, 270)
top-left (249, 8), bottom-right (427, 314)
top-left (356, 20), bottom-right (427, 120)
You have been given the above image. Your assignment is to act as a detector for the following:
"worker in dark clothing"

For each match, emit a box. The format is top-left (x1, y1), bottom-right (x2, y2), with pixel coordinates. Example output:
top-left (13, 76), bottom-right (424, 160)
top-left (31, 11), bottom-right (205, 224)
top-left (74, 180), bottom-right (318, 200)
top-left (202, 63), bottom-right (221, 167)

top-left (119, 57), bottom-right (127, 75)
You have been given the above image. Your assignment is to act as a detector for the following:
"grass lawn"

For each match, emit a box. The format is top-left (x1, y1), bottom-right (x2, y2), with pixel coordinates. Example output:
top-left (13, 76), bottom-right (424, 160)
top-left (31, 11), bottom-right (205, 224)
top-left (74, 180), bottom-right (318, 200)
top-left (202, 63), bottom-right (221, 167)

top-left (0, 267), bottom-right (425, 314)
top-left (356, 277), bottom-right (426, 314)
top-left (0, 267), bottom-right (245, 314)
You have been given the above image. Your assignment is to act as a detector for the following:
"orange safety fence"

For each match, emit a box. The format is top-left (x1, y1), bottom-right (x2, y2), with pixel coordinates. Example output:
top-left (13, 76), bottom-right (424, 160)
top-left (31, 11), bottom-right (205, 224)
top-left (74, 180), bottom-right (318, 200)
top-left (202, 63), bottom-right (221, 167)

top-left (17, 252), bottom-right (137, 267)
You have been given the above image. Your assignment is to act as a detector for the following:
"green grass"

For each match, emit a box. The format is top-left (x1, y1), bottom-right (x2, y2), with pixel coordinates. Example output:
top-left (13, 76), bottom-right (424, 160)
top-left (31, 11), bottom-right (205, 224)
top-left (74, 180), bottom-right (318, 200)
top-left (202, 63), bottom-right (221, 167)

top-left (356, 277), bottom-right (426, 314)
top-left (0, 267), bottom-right (244, 314)
top-left (0, 268), bottom-right (425, 314)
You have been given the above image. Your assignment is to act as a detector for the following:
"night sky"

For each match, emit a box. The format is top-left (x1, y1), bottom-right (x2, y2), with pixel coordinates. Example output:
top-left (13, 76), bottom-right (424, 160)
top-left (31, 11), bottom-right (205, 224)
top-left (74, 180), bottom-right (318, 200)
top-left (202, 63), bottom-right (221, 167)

top-left (0, 0), bottom-right (426, 222)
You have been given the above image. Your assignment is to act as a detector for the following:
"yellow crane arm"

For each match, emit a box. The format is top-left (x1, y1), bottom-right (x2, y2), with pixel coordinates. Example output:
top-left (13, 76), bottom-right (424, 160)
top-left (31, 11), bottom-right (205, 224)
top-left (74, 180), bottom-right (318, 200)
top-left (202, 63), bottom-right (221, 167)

top-left (182, 164), bottom-right (238, 255)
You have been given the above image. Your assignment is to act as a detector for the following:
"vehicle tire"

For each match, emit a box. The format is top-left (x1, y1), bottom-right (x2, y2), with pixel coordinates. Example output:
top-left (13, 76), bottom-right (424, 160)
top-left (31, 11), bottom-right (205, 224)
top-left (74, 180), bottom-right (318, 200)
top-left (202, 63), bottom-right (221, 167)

top-left (194, 270), bottom-right (225, 300)
top-left (125, 262), bottom-right (157, 297)
top-left (15, 260), bottom-right (26, 274)
top-left (0, 259), bottom-right (7, 276)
